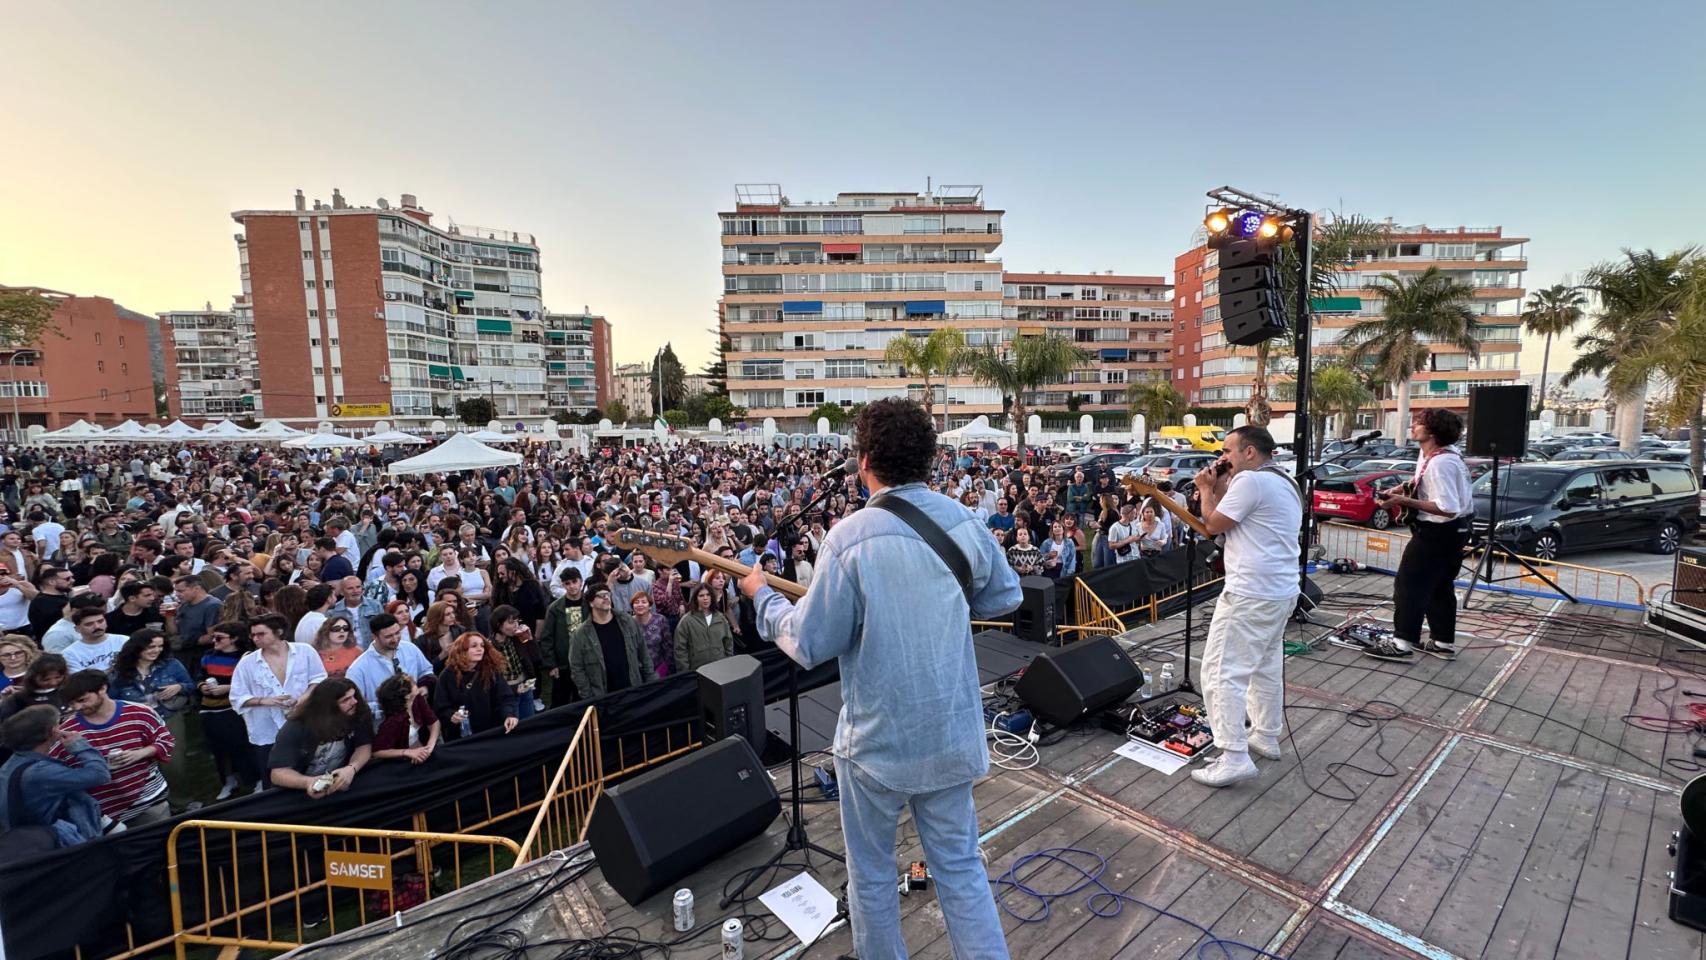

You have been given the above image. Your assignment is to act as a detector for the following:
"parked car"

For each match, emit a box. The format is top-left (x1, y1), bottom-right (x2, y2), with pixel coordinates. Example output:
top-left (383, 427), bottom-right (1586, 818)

top-left (1047, 440), bottom-right (1090, 457)
top-left (1312, 469), bottom-right (1409, 529)
top-left (1472, 461), bottom-right (1700, 559)
top-left (997, 446), bottom-right (1054, 463)
top-left (1051, 450), bottom-right (1139, 479)
top-left (1551, 448), bottom-right (1634, 461)
top-left (1113, 451), bottom-right (1219, 488)
top-left (1089, 441), bottom-right (1131, 453)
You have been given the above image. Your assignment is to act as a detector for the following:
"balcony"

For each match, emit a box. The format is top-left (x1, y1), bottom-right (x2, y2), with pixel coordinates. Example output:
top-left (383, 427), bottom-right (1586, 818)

top-left (725, 256), bottom-right (1003, 268)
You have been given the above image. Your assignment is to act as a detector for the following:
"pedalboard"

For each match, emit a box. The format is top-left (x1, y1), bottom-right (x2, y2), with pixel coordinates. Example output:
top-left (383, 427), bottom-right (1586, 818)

top-left (1331, 621), bottom-right (1397, 652)
top-left (1101, 700), bottom-right (1214, 758)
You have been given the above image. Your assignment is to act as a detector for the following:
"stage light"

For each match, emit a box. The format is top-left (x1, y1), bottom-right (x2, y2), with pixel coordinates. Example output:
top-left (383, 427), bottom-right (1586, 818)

top-left (1205, 209), bottom-right (1232, 234)
top-left (1233, 211), bottom-right (1265, 238)
top-left (1258, 218), bottom-right (1281, 239)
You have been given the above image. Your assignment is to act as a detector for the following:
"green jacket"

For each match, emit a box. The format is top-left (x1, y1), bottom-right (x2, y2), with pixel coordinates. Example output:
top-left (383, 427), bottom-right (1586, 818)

top-left (539, 593), bottom-right (587, 670)
top-left (673, 611), bottom-right (735, 674)
top-left (567, 612), bottom-right (654, 699)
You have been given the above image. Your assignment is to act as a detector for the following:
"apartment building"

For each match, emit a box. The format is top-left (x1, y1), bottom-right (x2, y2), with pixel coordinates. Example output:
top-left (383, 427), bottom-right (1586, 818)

top-left (1001, 272), bottom-right (1173, 411)
top-left (1173, 222), bottom-right (1526, 420)
top-left (608, 362), bottom-right (648, 418)
top-left (542, 310), bottom-right (607, 415)
top-left (160, 303), bottom-right (261, 420)
top-left (719, 185), bottom-right (1006, 427)
top-left (0, 286), bottom-right (175, 435)
top-left (232, 189), bottom-right (550, 425)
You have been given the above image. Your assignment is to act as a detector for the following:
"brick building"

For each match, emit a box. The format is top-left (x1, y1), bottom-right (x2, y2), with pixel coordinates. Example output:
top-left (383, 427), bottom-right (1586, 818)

top-left (0, 286), bottom-right (174, 435)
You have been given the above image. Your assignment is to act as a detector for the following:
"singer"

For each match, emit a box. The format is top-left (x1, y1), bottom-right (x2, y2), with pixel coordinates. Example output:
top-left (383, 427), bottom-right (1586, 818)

top-left (1373, 410), bottom-right (1474, 662)
top-left (1191, 426), bottom-right (1302, 788)
top-left (740, 398), bottom-right (1021, 959)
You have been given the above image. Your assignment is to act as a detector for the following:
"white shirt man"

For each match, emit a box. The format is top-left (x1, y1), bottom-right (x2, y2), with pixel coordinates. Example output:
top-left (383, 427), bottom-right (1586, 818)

top-left (1191, 426), bottom-right (1302, 789)
top-left (62, 609), bottom-right (130, 673)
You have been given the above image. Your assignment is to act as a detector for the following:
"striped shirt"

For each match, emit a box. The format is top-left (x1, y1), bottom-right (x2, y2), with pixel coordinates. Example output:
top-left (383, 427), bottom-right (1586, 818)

top-left (200, 650), bottom-right (241, 710)
top-left (52, 701), bottom-right (174, 821)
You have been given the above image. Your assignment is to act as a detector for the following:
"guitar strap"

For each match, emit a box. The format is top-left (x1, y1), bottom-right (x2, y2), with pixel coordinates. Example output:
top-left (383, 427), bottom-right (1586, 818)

top-left (868, 494), bottom-right (976, 606)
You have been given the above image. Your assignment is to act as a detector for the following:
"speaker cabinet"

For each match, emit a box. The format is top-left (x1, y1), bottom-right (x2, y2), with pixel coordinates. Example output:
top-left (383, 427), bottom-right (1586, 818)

top-left (585, 738), bottom-right (780, 905)
top-left (1674, 548), bottom-right (1706, 616)
top-left (1013, 636), bottom-right (1144, 726)
top-left (1014, 576), bottom-right (1056, 643)
top-left (696, 654), bottom-right (765, 747)
top-left (1466, 384), bottom-right (1530, 457)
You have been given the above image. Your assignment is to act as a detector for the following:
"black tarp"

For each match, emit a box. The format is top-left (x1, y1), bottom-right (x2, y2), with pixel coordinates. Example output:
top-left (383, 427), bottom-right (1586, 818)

top-left (0, 648), bottom-right (831, 960)
top-left (1071, 548), bottom-right (1216, 620)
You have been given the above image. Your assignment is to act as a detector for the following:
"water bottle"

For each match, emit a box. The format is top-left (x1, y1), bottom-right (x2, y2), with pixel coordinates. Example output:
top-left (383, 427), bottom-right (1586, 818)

top-left (1139, 667), bottom-right (1153, 698)
top-left (1159, 662), bottom-right (1175, 693)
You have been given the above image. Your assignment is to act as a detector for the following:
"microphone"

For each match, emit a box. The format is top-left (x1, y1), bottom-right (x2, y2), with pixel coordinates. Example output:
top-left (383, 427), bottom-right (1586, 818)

top-left (1350, 430), bottom-right (1383, 447)
top-left (817, 459), bottom-right (851, 483)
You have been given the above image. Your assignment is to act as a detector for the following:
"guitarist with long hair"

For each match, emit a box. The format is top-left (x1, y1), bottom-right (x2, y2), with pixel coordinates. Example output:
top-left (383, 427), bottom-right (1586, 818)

top-left (1373, 409), bottom-right (1475, 662)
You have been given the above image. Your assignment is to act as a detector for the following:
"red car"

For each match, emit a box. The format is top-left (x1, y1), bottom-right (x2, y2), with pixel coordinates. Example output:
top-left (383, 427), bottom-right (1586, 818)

top-left (1312, 469), bottom-right (1408, 529)
top-left (997, 446), bottom-right (1054, 463)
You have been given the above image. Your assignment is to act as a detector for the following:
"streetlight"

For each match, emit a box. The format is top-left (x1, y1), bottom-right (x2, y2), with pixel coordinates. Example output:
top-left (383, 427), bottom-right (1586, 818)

top-left (7, 349), bottom-right (39, 443)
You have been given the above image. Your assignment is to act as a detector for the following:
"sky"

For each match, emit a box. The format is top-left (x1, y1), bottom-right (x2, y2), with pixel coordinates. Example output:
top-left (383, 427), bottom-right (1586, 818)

top-left (4, 1), bottom-right (1704, 373)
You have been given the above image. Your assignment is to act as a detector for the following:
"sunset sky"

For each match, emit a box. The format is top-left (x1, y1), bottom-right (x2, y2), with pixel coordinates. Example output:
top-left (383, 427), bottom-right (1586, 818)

top-left (4, 0), bottom-right (1703, 372)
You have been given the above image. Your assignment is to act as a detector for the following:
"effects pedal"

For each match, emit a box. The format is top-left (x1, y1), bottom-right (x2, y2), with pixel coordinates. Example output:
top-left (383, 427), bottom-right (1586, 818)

top-left (1129, 716), bottom-right (1169, 743)
top-left (1331, 622), bottom-right (1394, 652)
top-left (814, 765), bottom-right (839, 800)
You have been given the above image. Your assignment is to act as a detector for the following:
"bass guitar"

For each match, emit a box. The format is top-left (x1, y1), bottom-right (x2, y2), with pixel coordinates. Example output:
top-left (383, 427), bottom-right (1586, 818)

top-left (611, 527), bottom-right (807, 601)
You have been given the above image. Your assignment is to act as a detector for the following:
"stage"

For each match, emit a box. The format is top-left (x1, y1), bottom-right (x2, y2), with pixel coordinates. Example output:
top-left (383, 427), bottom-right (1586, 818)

top-left (297, 569), bottom-right (1706, 959)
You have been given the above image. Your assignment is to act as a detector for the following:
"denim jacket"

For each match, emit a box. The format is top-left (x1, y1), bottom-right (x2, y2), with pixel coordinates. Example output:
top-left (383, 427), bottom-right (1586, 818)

top-left (0, 741), bottom-right (111, 845)
top-left (755, 483), bottom-right (1022, 794)
top-left (108, 658), bottom-right (197, 719)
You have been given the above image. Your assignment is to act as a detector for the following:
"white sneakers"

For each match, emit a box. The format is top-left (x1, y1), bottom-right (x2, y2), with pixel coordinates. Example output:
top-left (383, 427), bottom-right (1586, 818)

top-left (1248, 735), bottom-right (1282, 761)
top-left (1191, 750), bottom-right (1259, 788)
top-left (215, 775), bottom-right (240, 801)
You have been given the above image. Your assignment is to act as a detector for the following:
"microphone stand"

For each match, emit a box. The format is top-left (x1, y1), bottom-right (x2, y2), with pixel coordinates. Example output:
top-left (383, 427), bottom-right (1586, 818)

top-left (720, 479), bottom-right (844, 908)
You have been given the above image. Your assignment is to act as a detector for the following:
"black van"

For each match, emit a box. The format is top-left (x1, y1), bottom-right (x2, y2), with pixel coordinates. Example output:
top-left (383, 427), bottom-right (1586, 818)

top-left (1472, 460), bottom-right (1699, 559)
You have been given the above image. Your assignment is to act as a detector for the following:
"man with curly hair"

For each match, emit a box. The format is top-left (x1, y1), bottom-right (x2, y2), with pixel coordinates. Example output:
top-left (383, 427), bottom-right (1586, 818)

top-left (1374, 409), bottom-right (1474, 662)
top-left (741, 397), bottom-right (1021, 959)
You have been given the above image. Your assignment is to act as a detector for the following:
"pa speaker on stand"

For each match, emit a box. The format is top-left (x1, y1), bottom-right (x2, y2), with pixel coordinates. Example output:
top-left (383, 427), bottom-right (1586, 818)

top-left (1014, 576), bottom-right (1056, 643)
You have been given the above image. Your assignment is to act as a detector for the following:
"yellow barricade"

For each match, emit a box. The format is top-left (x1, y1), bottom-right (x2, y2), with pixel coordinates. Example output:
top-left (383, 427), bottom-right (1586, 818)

top-left (517, 707), bottom-right (604, 861)
top-left (166, 820), bottom-right (521, 959)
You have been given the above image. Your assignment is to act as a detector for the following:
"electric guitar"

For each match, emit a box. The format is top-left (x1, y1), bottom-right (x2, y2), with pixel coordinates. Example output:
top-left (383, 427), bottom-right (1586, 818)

top-left (611, 527), bottom-right (807, 601)
top-left (1117, 475), bottom-right (1213, 539)
top-left (1376, 481), bottom-right (1418, 526)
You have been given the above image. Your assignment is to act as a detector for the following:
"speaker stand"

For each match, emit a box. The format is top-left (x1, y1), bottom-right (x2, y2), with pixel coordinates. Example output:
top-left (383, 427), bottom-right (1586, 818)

top-left (1461, 448), bottom-right (1576, 608)
top-left (719, 658), bottom-right (843, 908)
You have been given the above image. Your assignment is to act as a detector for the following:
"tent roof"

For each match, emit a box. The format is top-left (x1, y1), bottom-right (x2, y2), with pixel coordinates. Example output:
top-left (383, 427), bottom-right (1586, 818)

top-left (281, 432), bottom-right (366, 449)
top-left (387, 433), bottom-right (523, 476)
top-left (365, 430), bottom-right (429, 446)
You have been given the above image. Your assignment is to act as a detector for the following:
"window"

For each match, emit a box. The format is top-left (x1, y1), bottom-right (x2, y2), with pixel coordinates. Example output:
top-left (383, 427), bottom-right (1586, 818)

top-left (313, 367), bottom-right (324, 376)
top-left (309, 309), bottom-right (319, 319)
top-left (100, 388), bottom-right (109, 400)
top-left (1561, 473), bottom-right (1602, 504)
top-left (299, 220), bottom-right (310, 231)
top-left (316, 395), bottom-right (325, 404)
top-left (324, 280), bottom-right (334, 289)
top-left (118, 336), bottom-right (124, 347)
top-left (310, 338), bottom-right (321, 347)
top-left (318, 219), bottom-right (328, 228)
top-left (1654, 465), bottom-right (1697, 495)
top-left (327, 309), bottom-right (337, 320)
top-left (96, 360), bottom-right (104, 372)
top-left (321, 250), bottom-right (331, 260)
top-left (306, 280), bottom-right (315, 290)
top-left (1602, 467), bottom-right (1654, 500)
top-left (94, 333), bottom-right (101, 345)
top-left (302, 250), bottom-right (312, 260)
top-left (121, 363), bottom-right (128, 375)
top-left (329, 337), bottom-right (339, 346)
top-left (794, 390), bottom-right (825, 406)
top-left (331, 366), bottom-right (342, 375)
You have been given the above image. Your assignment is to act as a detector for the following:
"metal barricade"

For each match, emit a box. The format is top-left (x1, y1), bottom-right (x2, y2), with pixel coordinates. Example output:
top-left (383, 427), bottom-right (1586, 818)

top-left (166, 821), bottom-right (521, 959)
top-left (1315, 520), bottom-right (1649, 606)
top-left (1063, 579), bottom-right (1123, 642)
top-left (517, 707), bottom-right (603, 861)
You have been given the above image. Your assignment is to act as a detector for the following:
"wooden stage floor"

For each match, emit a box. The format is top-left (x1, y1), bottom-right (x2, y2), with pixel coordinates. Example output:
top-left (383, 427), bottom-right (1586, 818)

top-left (305, 572), bottom-right (1706, 959)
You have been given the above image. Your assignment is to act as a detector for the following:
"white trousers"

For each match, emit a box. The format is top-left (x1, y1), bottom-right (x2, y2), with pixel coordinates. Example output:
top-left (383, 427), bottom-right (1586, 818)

top-left (1199, 590), bottom-right (1290, 753)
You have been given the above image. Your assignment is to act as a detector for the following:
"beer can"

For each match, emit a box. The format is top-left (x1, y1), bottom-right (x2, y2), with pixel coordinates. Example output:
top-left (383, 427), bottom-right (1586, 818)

top-left (672, 888), bottom-right (694, 932)
top-left (721, 917), bottom-right (743, 959)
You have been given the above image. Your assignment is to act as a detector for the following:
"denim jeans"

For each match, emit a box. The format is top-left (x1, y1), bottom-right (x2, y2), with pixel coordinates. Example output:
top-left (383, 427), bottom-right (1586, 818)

top-left (513, 686), bottom-right (537, 720)
top-left (834, 756), bottom-right (1009, 959)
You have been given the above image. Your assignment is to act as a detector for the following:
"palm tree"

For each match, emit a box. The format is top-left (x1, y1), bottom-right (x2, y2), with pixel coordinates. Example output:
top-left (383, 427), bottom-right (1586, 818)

top-left (884, 327), bottom-right (967, 432)
top-left (1124, 381), bottom-right (1186, 454)
top-left (1307, 362), bottom-right (1374, 458)
top-left (1573, 248), bottom-right (1702, 460)
top-left (1341, 267), bottom-right (1478, 433)
top-left (1520, 283), bottom-right (1586, 416)
top-left (961, 334), bottom-right (1091, 460)
top-left (1244, 214), bottom-right (1391, 426)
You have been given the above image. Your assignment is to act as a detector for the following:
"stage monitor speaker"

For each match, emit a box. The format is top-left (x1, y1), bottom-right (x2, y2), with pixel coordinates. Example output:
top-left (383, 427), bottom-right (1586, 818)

top-left (1466, 384), bottom-right (1530, 457)
top-left (585, 737), bottom-right (780, 905)
top-left (1014, 576), bottom-right (1056, 643)
top-left (1014, 635), bottom-right (1144, 726)
top-left (696, 654), bottom-right (765, 747)
top-left (1673, 547), bottom-right (1706, 616)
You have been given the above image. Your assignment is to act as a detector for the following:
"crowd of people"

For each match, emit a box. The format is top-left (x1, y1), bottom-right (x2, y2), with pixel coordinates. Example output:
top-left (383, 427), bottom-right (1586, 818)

top-left (0, 427), bottom-right (1180, 851)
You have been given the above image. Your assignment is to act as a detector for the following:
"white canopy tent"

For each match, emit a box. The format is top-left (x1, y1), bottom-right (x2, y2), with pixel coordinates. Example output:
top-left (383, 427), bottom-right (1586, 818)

top-left (387, 433), bottom-right (522, 476)
top-left (148, 420), bottom-right (205, 442)
top-left (938, 417), bottom-right (1013, 446)
top-left (365, 429), bottom-right (429, 446)
top-left (99, 420), bottom-right (151, 441)
top-left (247, 420), bottom-right (308, 440)
top-left (281, 432), bottom-right (366, 450)
top-left (462, 428), bottom-right (518, 444)
top-left (35, 420), bottom-right (107, 444)
top-left (198, 420), bottom-right (253, 440)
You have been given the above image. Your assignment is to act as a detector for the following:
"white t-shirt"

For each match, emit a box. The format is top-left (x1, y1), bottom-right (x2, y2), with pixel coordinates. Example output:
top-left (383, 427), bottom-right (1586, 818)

top-left (63, 633), bottom-right (130, 673)
top-left (334, 530), bottom-right (362, 568)
top-left (32, 521), bottom-right (66, 560)
top-left (1214, 469), bottom-right (1304, 601)
top-left (1414, 449), bottom-right (1474, 523)
top-left (0, 588), bottom-right (29, 630)
top-left (296, 610), bottom-right (328, 646)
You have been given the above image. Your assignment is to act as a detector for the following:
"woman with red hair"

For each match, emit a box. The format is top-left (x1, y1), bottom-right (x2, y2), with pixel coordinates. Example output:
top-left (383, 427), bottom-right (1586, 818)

top-left (430, 632), bottom-right (518, 740)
